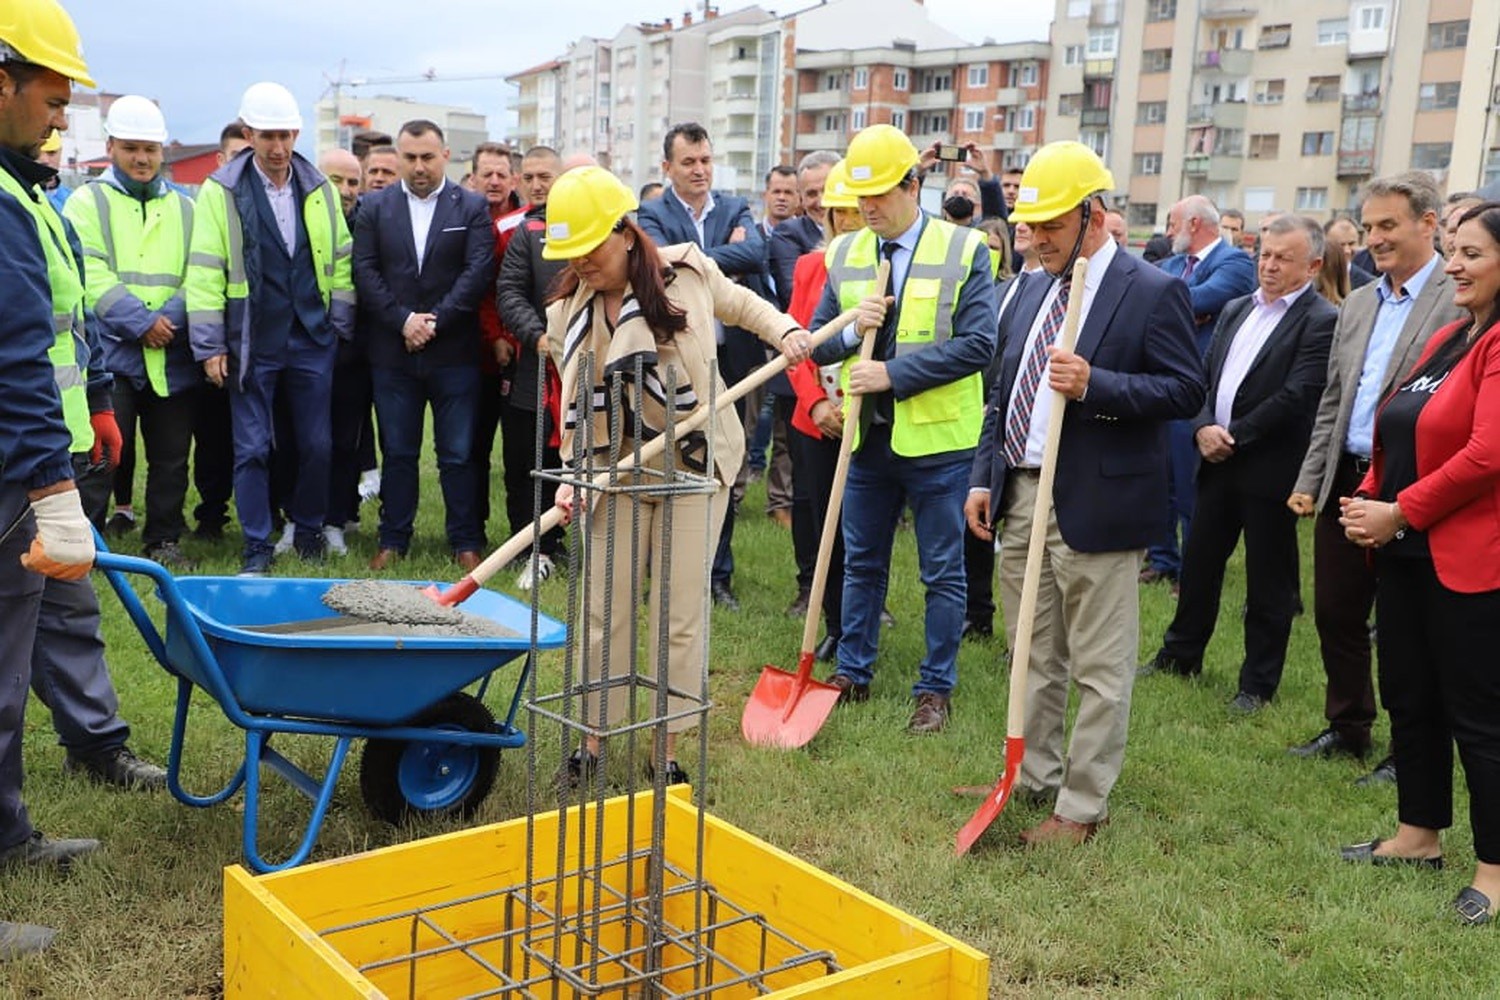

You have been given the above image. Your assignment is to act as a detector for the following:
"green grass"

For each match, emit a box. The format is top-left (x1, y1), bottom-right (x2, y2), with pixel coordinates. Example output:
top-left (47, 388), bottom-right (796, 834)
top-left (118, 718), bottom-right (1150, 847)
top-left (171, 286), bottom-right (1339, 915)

top-left (5, 447), bottom-right (1499, 998)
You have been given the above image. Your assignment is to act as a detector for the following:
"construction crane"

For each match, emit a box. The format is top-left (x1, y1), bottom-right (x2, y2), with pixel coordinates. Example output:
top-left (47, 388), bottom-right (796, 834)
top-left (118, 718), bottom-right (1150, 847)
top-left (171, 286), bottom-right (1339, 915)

top-left (321, 62), bottom-right (514, 127)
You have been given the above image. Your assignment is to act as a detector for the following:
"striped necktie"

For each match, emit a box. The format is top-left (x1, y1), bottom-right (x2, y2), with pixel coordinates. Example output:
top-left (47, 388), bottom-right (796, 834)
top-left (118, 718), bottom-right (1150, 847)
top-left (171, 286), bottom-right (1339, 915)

top-left (1001, 275), bottom-right (1070, 468)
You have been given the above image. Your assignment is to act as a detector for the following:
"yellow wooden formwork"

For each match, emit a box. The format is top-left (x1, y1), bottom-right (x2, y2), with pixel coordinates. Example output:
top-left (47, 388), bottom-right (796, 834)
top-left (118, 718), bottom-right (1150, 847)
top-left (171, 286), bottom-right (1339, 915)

top-left (224, 787), bottom-right (988, 999)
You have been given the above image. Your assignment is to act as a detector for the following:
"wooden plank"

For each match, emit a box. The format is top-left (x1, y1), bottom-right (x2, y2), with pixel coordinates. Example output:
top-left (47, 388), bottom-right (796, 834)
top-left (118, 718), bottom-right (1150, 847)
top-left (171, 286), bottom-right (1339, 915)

top-left (224, 866), bottom-right (381, 998)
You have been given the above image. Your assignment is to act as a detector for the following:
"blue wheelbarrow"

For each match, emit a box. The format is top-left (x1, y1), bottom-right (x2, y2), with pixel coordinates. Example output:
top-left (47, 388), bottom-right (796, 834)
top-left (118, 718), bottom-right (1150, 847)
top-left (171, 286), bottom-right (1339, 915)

top-left (93, 551), bottom-right (566, 873)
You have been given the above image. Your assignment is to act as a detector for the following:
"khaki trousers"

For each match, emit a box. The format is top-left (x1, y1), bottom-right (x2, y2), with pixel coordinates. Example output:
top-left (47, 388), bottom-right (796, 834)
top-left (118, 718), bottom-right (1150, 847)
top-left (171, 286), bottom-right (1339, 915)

top-left (999, 472), bottom-right (1143, 823)
top-left (578, 483), bottom-right (724, 736)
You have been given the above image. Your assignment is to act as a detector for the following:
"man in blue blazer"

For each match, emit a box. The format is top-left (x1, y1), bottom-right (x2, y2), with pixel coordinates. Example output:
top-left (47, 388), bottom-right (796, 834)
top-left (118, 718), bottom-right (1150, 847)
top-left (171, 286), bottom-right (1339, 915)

top-left (1144, 196), bottom-right (1257, 587)
top-left (637, 122), bottom-right (771, 610)
top-left (964, 142), bottom-right (1203, 844)
top-left (353, 119), bottom-right (495, 571)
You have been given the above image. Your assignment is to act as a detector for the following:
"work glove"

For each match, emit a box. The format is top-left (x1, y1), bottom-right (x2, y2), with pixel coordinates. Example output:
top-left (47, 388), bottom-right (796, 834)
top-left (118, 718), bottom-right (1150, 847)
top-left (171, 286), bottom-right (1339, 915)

top-left (89, 410), bottom-right (123, 470)
top-left (21, 490), bottom-right (95, 580)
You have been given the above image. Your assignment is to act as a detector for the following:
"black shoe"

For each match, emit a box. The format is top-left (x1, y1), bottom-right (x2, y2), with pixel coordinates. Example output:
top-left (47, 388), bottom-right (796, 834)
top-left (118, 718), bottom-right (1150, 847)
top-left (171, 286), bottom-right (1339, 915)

top-left (1340, 838), bottom-right (1443, 869)
top-left (711, 582), bottom-right (740, 611)
top-left (104, 510), bottom-right (136, 537)
top-left (555, 748), bottom-right (599, 793)
top-left (239, 547), bottom-right (273, 577)
top-left (293, 530), bottom-right (326, 561)
top-left (961, 619), bottom-right (994, 641)
top-left (1137, 651), bottom-right (1202, 678)
top-left (144, 540), bottom-right (197, 573)
top-left (1289, 728), bottom-right (1370, 760)
top-left (647, 759), bottom-right (690, 786)
top-left (64, 746), bottom-right (167, 791)
top-left (785, 588), bottom-right (811, 619)
top-left (0, 921), bottom-right (56, 960)
top-left (828, 673), bottom-right (870, 704)
top-left (814, 634), bottom-right (839, 663)
top-left (1455, 887), bottom-right (1496, 926)
top-left (1355, 755), bottom-right (1398, 788)
top-left (1227, 691), bottom-right (1269, 715)
top-left (0, 831), bottom-right (99, 871)
top-left (191, 521), bottom-right (225, 542)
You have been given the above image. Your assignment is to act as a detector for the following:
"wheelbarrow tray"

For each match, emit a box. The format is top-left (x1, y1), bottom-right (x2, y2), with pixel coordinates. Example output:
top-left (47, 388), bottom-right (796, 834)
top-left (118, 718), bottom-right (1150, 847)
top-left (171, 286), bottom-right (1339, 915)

top-left (162, 576), bottom-right (566, 726)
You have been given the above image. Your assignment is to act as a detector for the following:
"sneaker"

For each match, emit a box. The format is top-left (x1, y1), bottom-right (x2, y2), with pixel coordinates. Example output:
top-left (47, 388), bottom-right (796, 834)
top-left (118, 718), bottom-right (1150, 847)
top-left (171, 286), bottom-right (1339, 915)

top-left (517, 553), bottom-right (555, 591)
top-left (358, 468), bottom-right (381, 503)
top-left (144, 540), bottom-right (197, 573)
top-left (239, 548), bottom-right (273, 577)
top-left (104, 510), bottom-right (136, 537)
top-left (0, 831), bottom-right (99, 871)
top-left (272, 521), bottom-right (297, 556)
top-left (322, 524), bottom-right (348, 556)
top-left (64, 745), bottom-right (167, 791)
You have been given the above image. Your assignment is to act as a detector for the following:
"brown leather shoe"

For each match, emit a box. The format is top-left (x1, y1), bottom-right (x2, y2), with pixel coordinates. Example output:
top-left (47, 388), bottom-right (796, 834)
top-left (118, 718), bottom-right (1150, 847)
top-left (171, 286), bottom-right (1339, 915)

top-left (369, 548), bottom-right (402, 572)
top-left (1019, 813), bottom-right (1104, 846)
top-left (455, 550), bottom-right (482, 572)
top-left (828, 673), bottom-right (869, 704)
top-left (768, 508), bottom-right (793, 529)
top-left (907, 692), bottom-right (950, 734)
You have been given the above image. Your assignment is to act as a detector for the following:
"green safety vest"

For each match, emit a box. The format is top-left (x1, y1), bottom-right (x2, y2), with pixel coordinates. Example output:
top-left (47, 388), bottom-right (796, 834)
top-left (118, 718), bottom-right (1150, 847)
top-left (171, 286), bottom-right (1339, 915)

top-left (825, 220), bottom-right (988, 457)
top-left (0, 165), bottom-right (94, 452)
top-left (63, 179), bottom-right (193, 396)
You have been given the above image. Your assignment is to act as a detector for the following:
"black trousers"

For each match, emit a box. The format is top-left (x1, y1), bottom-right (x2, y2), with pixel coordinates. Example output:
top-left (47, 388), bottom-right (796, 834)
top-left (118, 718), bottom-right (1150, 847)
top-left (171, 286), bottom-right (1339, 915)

top-left (782, 395), bottom-right (815, 592)
top-left (787, 425), bottom-right (843, 640)
top-left (1314, 454), bottom-right (1379, 748)
top-left (498, 402), bottom-right (564, 558)
top-left (191, 384), bottom-right (234, 531)
top-left (472, 370), bottom-right (505, 533)
top-left (327, 353), bottom-right (374, 528)
top-left (1161, 467), bottom-right (1300, 698)
top-left (1376, 554), bottom-right (1500, 863)
top-left (109, 382), bottom-right (194, 548)
top-left (964, 528), bottom-right (996, 629)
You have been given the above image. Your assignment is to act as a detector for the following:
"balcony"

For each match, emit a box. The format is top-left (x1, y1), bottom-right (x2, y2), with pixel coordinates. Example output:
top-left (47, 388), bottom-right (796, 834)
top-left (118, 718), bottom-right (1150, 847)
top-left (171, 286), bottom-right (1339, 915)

top-left (1081, 108), bottom-right (1110, 127)
top-left (1196, 48), bottom-right (1252, 76)
top-left (1337, 150), bottom-right (1375, 176)
top-left (724, 92), bottom-right (758, 116)
top-left (514, 92), bottom-right (539, 110)
top-left (1182, 153), bottom-right (1242, 182)
top-left (797, 130), bottom-right (844, 150)
top-left (1202, 1), bottom-right (1258, 18)
top-left (988, 131), bottom-right (1022, 151)
top-left (1185, 101), bottom-right (1246, 129)
top-left (1089, 0), bottom-right (1120, 25)
top-left (1342, 92), bottom-right (1380, 114)
top-left (720, 130), bottom-right (757, 155)
top-left (994, 87), bottom-right (1024, 106)
top-left (909, 90), bottom-right (953, 110)
top-left (798, 89), bottom-right (848, 112)
top-left (1084, 58), bottom-right (1116, 79)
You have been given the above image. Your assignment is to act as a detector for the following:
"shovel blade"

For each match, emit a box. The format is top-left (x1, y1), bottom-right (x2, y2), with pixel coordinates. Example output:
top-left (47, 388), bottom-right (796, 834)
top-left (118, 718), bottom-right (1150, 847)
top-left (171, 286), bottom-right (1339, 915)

top-left (954, 735), bottom-right (1026, 856)
top-left (741, 659), bottom-right (842, 749)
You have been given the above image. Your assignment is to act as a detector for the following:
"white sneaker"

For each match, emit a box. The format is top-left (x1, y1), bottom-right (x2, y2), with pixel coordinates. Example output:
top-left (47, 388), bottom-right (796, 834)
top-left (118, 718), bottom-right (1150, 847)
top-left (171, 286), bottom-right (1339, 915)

top-left (516, 553), bottom-right (554, 591)
top-left (322, 525), bottom-right (348, 556)
top-left (358, 469), bottom-right (381, 503)
top-left (272, 521), bottom-right (297, 556)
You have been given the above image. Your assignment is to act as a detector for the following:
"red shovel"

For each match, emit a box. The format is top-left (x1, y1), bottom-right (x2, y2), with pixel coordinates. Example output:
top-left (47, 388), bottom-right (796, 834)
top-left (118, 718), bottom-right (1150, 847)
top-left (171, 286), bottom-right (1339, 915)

top-left (741, 271), bottom-right (884, 750)
top-left (955, 257), bottom-right (1088, 856)
top-left (424, 302), bottom-right (865, 607)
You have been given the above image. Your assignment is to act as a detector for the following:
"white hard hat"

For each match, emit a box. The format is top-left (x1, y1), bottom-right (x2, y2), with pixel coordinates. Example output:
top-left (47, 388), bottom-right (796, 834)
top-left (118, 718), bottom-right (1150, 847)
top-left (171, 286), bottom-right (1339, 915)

top-left (238, 81), bottom-right (302, 131)
top-left (104, 95), bottom-right (168, 143)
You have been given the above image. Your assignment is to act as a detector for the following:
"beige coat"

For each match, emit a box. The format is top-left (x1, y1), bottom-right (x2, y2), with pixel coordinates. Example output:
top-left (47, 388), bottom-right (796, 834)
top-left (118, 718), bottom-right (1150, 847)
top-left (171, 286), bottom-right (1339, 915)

top-left (546, 241), bottom-right (799, 484)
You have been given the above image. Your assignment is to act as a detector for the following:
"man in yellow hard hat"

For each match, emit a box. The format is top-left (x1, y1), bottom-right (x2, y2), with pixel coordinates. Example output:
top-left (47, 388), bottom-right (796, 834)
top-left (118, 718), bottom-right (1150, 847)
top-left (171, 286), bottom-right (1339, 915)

top-left (964, 141), bottom-right (1203, 845)
top-left (808, 124), bottom-right (998, 735)
top-left (0, 0), bottom-right (106, 960)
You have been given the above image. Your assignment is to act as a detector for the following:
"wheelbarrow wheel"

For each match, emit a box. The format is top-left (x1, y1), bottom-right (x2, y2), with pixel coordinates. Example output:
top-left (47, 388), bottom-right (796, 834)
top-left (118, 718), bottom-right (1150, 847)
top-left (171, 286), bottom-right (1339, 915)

top-left (359, 693), bottom-right (501, 824)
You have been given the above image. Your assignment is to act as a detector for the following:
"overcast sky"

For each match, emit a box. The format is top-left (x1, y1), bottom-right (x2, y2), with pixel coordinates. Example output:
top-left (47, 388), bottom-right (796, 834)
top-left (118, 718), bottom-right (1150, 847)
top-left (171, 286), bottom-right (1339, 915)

top-left (69, 0), bottom-right (1054, 145)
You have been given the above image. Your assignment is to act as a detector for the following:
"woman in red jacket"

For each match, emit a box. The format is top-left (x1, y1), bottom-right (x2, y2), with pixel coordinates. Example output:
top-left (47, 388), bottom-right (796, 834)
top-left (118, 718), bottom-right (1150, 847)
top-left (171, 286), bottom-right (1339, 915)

top-left (1339, 201), bottom-right (1500, 926)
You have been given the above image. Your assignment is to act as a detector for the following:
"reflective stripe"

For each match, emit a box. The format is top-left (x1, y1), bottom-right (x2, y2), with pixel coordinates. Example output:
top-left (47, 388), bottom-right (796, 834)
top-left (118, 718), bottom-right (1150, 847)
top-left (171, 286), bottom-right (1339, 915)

top-left (333, 240), bottom-right (352, 260)
top-left (115, 270), bottom-right (182, 287)
top-left (53, 363), bottom-right (84, 390)
top-left (188, 310), bottom-right (223, 326)
top-left (94, 283), bottom-right (133, 314)
top-left (189, 251), bottom-right (225, 269)
top-left (221, 193), bottom-right (248, 285)
top-left (177, 193), bottom-right (194, 275)
top-left (330, 288), bottom-right (356, 304)
top-left (82, 247), bottom-right (109, 261)
top-left (892, 230), bottom-right (978, 356)
top-left (89, 183), bottom-right (116, 269)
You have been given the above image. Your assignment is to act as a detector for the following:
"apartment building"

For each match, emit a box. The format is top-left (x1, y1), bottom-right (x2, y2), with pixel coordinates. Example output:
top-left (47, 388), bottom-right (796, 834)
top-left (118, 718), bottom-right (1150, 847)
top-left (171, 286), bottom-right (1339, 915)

top-left (313, 94), bottom-right (487, 179)
top-left (1046, 0), bottom-right (1500, 229)
top-left (508, 60), bottom-right (562, 150)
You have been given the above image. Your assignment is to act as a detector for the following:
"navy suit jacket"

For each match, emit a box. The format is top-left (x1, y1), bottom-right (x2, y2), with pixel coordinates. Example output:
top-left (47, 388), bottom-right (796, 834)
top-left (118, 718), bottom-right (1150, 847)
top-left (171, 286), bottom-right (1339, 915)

top-left (1159, 239), bottom-right (1257, 351)
top-left (1190, 287), bottom-right (1336, 499)
top-left (970, 250), bottom-right (1206, 552)
top-left (352, 180), bottom-right (496, 369)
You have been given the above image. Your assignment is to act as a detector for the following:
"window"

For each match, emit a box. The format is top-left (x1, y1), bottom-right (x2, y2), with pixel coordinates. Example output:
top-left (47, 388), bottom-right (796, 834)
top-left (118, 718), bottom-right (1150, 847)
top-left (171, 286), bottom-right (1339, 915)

top-left (1418, 82), bottom-right (1461, 111)
top-left (1147, 0), bottom-right (1176, 22)
top-left (1356, 5), bottom-right (1385, 31)
top-left (1064, 44), bottom-right (1084, 67)
top-left (1411, 142), bottom-right (1453, 170)
top-left (892, 68), bottom-right (908, 91)
top-left (851, 108), bottom-right (867, 130)
top-left (1058, 93), bottom-right (1082, 116)
top-left (1243, 187), bottom-right (1275, 212)
top-left (1295, 187), bottom-right (1329, 211)
top-left (1088, 27), bottom-right (1118, 57)
top-left (1014, 105), bottom-right (1035, 131)
top-left (963, 107), bottom-right (985, 132)
top-left (1128, 202), bottom-right (1158, 228)
top-left (1317, 18), bottom-right (1348, 45)
top-left (1081, 129), bottom-right (1108, 158)
top-left (824, 72), bottom-right (844, 91)
top-left (1016, 62), bottom-right (1039, 87)
top-left (1141, 49), bottom-right (1172, 73)
top-left (822, 113), bottom-right (845, 132)
top-left (891, 109), bottom-right (906, 130)
top-left (1135, 152), bottom-right (1162, 175)
top-left (1307, 75), bottom-right (1340, 102)
top-left (967, 65), bottom-right (989, 88)
top-left (919, 71), bottom-right (951, 92)
top-left (1484, 148), bottom-right (1500, 189)
top-left (921, 112), bottom-right (950, 133)
top-left (853, 68), bottom-right (868, 90)
top-left (1428, 19), bottom-right (1468, 49)
top-left (1249, 133), bottom-right (1280, 159)
top-left (1258, 23), bottom-right (1291, 48)
top-left (1254, 79), bottom-right (1285, 105)
top-left (1137, 101), bottom-right (1167, 124)
top-left (1301, 131), bottom-right (1334, 155)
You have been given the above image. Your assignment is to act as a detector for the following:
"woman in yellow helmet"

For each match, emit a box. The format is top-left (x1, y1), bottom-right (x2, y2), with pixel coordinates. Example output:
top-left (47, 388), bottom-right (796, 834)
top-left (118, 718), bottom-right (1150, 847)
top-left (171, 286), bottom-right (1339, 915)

top-left (542, 165), bottom-right (812, 786)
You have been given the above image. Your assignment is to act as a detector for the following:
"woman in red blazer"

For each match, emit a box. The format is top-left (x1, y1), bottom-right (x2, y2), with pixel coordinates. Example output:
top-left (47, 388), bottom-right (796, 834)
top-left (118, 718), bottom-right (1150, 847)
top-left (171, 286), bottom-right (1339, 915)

top-left (1339, 201), bottom-right (1500, 926)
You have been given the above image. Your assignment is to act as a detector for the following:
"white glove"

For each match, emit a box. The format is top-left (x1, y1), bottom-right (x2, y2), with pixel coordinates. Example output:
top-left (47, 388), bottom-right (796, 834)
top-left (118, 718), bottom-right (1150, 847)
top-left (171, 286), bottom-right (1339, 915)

top-left (22, 490), bottom-right (95, 580)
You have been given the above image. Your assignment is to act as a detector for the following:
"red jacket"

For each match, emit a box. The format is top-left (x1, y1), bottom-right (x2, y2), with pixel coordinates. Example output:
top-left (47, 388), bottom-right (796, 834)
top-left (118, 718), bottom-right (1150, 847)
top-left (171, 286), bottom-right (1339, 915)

top-left (478, 200), bottom-right (526, 373)
top-left (786, 250), bottom-right (836, 439)
top-left (1360, 318), bottom-right (1500, 593)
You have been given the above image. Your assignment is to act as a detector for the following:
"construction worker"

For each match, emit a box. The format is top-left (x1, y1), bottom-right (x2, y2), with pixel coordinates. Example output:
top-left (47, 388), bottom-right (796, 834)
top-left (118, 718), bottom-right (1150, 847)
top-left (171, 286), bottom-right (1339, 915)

top-left (808, 124), bottom-right (998, 734)
top-left (36, 127), bottom-right (65, 211)
top-left (187, 82), bottom-right (355, 576)
top-left (0, 0), bottom-right (107, 960)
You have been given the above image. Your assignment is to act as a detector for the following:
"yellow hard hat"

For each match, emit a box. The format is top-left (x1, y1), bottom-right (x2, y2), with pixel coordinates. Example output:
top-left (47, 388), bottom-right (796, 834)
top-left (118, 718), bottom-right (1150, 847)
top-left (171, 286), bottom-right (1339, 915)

top-left (40, 128), bottom-right (60, 152)
top-left (1008, 141), bottom-right (1116, 223)
top-left (822, 160), bottom-right (858, 209)
top-left (542, 165), bottom-right (639, 260)
top-left (841, 124), bottom-right (919, 197)
top-left (0, 0), bottom-right (95, 88)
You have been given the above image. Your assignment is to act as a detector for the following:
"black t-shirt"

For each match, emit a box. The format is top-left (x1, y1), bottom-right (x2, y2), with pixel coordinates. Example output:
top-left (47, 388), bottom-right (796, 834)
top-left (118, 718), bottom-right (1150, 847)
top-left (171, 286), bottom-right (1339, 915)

top-left (1375, 325), bottom-right (1473, 557)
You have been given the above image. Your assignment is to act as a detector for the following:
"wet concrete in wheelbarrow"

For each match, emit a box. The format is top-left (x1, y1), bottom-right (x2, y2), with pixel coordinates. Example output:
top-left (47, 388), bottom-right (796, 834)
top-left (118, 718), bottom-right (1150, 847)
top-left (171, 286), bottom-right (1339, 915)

top-left (293, 580), bottom-right (520, 639)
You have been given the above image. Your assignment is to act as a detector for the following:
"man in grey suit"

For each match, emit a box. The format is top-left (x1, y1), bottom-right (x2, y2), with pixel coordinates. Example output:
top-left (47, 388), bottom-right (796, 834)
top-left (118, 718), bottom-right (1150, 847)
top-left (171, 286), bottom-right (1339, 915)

top-left (1287, 171), bottom-right (1462, 783)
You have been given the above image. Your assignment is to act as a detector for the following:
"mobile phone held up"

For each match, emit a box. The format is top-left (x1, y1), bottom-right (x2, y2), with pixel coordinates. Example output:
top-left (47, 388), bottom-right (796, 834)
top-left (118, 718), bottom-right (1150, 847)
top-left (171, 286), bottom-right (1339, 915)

top-left (936, 143), bottom-right (965, 162)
